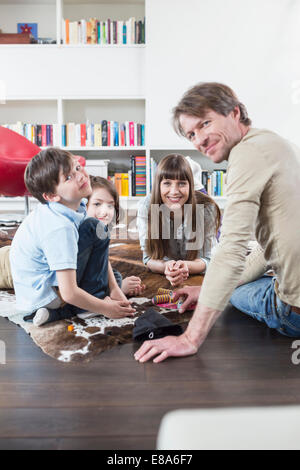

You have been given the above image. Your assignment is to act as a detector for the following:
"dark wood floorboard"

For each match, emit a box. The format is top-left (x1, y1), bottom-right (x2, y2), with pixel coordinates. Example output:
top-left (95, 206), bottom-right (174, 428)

top-left (1, 302), bottom-right (300, 450)
top-left (0, 436), bottom-right (154, 451)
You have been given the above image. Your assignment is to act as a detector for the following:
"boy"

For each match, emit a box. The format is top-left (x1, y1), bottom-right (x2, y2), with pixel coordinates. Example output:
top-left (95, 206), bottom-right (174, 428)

top-left (10, 148), bottom-right (135, 326)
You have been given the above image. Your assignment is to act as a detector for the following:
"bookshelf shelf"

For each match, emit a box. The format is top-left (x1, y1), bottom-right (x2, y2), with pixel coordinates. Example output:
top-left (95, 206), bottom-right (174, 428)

top-left (0, 44), bottom-right (57, 49)
top-left (120, 196), bottom-right (143, 200)
top-left (0, 44), bottom-right (145, 49)
top-left (0, 195), bottom-right (143, 214)
top-left (63, 146), bottom-right (146, 152)
top-left (59, 44), bottom-right (145, 48)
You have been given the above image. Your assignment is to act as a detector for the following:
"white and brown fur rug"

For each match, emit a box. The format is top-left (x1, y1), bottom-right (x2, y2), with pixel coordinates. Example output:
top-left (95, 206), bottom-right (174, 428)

top-left (0, 290), bottom-right (193, 362)
top-left (0, 237), bottom-right (201, 362)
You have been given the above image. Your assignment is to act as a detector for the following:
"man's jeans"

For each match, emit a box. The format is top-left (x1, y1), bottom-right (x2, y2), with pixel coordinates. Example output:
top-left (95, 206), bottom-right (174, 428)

top-left (230, 276), bottom-right (300, 337)
top-left (46, 217), bottom-right (110, 323)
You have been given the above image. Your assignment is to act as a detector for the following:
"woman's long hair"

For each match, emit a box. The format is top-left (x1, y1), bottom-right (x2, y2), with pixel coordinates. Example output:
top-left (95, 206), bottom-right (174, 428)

top-left (146, 154), bottom-right (221, 261)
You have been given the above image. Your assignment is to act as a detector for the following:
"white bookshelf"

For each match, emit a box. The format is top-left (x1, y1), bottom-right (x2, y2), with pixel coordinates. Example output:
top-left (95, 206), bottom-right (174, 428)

top-left (0, 0), bottom-right (229, 214)
top-left (0, 194), bottom-right (144, 213)
top-left (0, 0), bottom-right (147, 207)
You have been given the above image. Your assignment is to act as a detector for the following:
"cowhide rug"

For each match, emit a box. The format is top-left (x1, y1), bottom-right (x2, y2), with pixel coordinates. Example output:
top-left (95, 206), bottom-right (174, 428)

top-left (0, 238), bottom-right (202, 363)
top-left (0, 290), bottom-right (194, 362)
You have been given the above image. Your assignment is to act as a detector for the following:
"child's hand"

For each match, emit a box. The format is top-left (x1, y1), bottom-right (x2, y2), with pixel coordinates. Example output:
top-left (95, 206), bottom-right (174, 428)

top-left (102, 296), bottom-right (136, 319)
top-left (122, 276), bottom-right (145, 296)
top-left (128, 283), bottom-right (146, 297)
top-left (110, 286), bottom-right (127, 302)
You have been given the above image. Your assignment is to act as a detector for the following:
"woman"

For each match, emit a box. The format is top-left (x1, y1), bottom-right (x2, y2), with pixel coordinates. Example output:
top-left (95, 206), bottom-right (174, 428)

top-left (137, 154), bottom-right (221, 287)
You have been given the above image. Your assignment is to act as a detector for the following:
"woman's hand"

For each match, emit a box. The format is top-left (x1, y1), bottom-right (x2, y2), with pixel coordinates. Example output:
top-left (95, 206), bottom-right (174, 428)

top-left (164, 260), bottom-right (189, 287)
top-left (164, 260), bottom-right (177, 275)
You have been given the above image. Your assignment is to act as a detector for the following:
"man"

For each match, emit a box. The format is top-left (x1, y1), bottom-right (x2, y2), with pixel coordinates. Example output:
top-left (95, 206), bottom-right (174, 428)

top-left (134, 82), bottom-right (300, 363)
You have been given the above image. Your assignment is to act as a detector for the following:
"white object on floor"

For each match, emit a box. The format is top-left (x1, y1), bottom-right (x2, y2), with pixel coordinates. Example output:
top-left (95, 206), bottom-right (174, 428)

top-left (157, 406), bottom-right (300, 450)
top-left (77, 312), bottom-right (100, 319)
top-left (33, 307), bottom-right (50, 327)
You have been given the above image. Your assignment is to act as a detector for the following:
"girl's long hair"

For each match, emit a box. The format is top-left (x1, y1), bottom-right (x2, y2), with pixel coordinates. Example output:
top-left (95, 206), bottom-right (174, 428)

top-left (87, 176), bottom-right (120, 225)
top-left (146, 154), bottom-right (221, 261)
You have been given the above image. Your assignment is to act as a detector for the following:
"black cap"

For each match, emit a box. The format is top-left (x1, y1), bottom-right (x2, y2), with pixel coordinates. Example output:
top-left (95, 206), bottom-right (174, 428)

top-left (133, 307), bottom-right (183, 342)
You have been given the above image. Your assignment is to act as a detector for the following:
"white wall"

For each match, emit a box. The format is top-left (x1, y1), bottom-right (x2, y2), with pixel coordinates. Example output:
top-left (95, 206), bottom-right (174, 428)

top-left (146, 0), bottom-right (300, 148)
top-left (0, 46), bottom-right (145, 98)
top-left (0, 4), bottom-right (57, 38)
top-left (63, 3), bottom-right (145, 22)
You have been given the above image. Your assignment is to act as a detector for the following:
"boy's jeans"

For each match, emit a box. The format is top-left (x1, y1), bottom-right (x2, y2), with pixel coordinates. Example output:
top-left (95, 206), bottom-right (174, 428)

top-left (230, 276), bottom-right (300, 337)
top-left (47, 217), bottom-right (110, 323)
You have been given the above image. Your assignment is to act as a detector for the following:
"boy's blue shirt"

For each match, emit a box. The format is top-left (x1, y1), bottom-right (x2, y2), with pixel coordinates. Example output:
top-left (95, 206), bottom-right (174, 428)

top-left (10, 200), bottom-right (87, 314)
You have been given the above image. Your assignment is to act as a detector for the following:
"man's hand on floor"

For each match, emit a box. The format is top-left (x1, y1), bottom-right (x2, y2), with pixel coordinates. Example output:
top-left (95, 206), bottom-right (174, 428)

top-left (134, 333), bottom-right (198, 363)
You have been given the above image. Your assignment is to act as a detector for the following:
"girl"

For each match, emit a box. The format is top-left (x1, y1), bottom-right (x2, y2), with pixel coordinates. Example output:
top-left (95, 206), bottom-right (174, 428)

top-left (87, 176), bottom-right (145, 296)
top-left (137, 154), bottom-right (221, 287)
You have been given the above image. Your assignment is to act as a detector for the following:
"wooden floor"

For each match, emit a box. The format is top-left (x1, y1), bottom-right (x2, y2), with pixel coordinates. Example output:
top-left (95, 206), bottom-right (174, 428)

top-left (1, 302), bottom-right (300, 450)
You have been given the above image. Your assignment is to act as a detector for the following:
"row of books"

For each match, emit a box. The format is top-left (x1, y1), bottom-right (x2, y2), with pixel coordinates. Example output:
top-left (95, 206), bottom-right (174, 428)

top-left (202, 170), bottom-right (227, 197)
top-left (109, 155), bottom-right (147, 197)
top-left (2, 123), bottom-right (60, 147)
top-left (2, 121), bottom-right (145, 148)
top-left (61, 121), bottom-right (145, 147)
top-left (62, 17), bottom-right (145, 45)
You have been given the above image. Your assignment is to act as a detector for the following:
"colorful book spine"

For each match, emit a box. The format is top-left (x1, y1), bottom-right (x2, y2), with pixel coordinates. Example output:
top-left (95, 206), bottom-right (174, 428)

top-left (41, 124), bottom-right (46, 147)
top-left (135, 155), bottom-right (146, 196)
top-left (131, 155), bottom-right (136, 196)
top-left (65, 19), bottom-right (69, 44)
top-left (46, 124), bottom-right (51, 146)
top-left (107, 121), bottom-right (111, 146)
top-left (97, 21), bottom-right (101, 43)
top-left (101, 120), bottom-right (107, 146)
top-left (120, 123), bottom-right (125, 146)
top-left (114, 121), bottom-right (119, 146)
top-left (123, 23), bottom-right (127, 44)
top-left (61, 125), bottom-right (66, 146)
top-left (114, 173), bottom-right (122, 196)
top-left (129, 122), bottom-right (135, 146)
top-left (107, 18), bottom-right (112, 44)
top-left (80, 124), bottom-right (86, 147)
top-left (121, 173), bottom-right (129, 196)
top-left (141, 124), bottom-right (145, 146)
top-left (91, 18), bottom-right (97, 44)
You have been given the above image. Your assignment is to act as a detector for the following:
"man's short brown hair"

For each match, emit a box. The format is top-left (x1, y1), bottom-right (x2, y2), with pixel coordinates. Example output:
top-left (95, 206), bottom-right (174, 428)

top-left (25, 147), bottom-right (73, 204)
top-left (173, 82), bottom-right (252, 137)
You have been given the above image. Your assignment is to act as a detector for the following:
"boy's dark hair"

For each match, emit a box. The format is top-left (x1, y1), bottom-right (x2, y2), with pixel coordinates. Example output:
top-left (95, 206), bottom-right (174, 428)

top-left (25, 147), bottom-right (73, 204)
top-left (87, 175), bottom-right (120, 225)
top-left (173, 82), bottom-right (252, 137)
